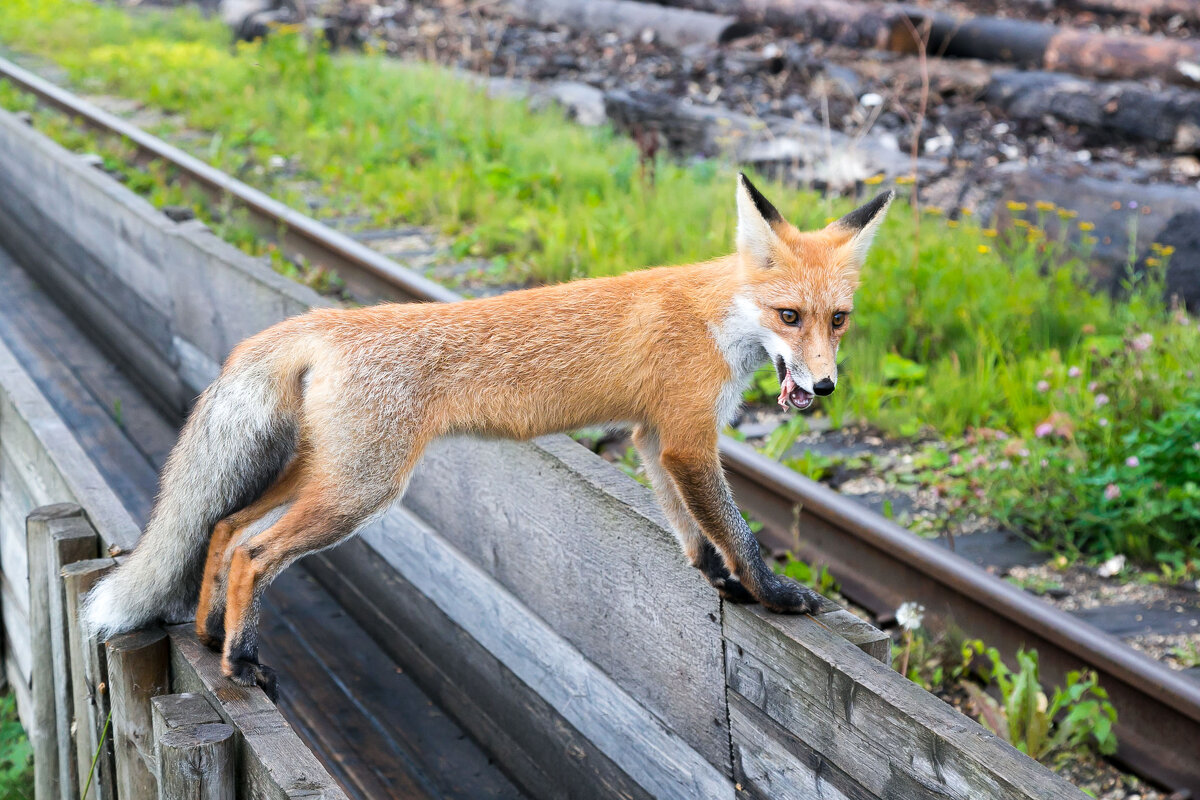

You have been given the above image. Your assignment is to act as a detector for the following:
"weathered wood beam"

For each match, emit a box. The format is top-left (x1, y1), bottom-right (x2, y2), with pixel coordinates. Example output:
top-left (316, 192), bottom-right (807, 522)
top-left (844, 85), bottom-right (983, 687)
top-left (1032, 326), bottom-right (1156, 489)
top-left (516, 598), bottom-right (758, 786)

top-left (62, 558), bottom-right (117, 800)
top-left (46, 514), bottom-right (99, 800)
top-left (152, 694), bottom-right (234, 800)
top-left (106, 628), bottom-right (170, 799)
top-left (167, 626), bottom-right (352, 800)
top-left (26, 503), bottom-right (89, 800)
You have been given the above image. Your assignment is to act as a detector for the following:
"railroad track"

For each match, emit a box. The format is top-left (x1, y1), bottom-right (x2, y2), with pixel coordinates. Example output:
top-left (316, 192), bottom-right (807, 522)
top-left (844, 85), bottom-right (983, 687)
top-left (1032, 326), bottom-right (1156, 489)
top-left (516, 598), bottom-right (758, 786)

top-left (3, 54), bottom-right (1200, 796)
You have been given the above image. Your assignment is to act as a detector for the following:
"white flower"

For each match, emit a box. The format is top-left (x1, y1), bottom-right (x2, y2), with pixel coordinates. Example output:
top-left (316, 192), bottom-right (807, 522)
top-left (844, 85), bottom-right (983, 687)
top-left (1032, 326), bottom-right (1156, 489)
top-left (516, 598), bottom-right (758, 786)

top-left (1097, 554), bottom-right (1126, 577)
top-left (896, 601), bottom-right (925, 632)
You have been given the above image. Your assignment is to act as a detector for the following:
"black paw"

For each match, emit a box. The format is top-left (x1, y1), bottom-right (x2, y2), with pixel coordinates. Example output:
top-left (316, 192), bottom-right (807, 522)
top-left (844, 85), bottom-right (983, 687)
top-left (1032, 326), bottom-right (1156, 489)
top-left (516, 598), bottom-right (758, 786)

top-left (227, 658), bottom-right (279, 701)
top-left (712, 576), bottom-right (758, 604)
top-left (758, 577), bottom-right (822, 615)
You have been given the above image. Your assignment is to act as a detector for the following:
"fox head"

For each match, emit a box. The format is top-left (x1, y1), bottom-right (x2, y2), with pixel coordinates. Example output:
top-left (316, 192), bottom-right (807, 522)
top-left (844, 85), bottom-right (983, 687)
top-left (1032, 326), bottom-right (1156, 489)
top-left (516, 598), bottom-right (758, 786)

top-left (731, 173), bottom-right (893, 410)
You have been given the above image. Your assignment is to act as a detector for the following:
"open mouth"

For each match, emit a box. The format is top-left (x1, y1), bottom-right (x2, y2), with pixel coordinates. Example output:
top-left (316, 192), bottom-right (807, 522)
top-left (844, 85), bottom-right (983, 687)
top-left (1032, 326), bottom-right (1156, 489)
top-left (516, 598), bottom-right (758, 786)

top-left (775, 357), bottom-right (814, 411)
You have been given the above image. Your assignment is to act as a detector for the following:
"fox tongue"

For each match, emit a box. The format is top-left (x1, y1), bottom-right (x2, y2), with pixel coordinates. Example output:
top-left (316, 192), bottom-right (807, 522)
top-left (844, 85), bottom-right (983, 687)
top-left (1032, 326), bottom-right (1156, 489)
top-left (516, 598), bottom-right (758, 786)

top-left (778, 373), bottom-right (797, 410)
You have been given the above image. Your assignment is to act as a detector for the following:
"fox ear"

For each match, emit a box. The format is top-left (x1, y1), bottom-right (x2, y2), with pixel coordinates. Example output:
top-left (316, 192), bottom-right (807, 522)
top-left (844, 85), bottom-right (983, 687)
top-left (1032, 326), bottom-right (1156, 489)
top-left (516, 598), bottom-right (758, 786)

top-left (736, 172), bottom-right (783, 268)
top-left (829, 190), bottom-right (895, 267)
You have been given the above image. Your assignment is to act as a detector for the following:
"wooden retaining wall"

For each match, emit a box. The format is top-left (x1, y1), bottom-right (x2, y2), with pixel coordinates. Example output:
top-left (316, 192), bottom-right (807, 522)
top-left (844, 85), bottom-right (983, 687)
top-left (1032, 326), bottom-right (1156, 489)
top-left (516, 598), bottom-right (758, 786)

top-left (0, 101), bottom-right (1086, 799)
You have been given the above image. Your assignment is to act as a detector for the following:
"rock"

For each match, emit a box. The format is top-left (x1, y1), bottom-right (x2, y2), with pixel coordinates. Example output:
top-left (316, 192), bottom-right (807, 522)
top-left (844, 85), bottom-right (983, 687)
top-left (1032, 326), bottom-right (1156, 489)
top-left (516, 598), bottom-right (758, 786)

top-left (162, 206), bottom-right (196, 223)
top-left (544, 81), bottom-right (607, 127)
top-left (1148, 209), bottom-right (1200, 311)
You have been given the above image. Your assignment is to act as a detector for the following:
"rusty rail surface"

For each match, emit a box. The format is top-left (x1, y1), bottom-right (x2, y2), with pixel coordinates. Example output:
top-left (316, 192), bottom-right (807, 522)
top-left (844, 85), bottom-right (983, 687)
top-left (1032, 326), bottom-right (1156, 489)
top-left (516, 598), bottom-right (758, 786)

top-left (2, 53), bottom-right (1198, 795)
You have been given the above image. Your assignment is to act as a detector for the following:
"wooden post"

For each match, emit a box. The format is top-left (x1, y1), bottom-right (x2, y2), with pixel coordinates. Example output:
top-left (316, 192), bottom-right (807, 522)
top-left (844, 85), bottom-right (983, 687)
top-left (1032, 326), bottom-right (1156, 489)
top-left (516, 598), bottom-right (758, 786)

top-left (106, 628), bottom-right (170, 799)
top-left (26, 503), bottom-right (88, 800)
top-left (47, 516), bottom-right (99, 800)
top-left (152, 694), bottom-right (234, 800)
top-left (62, 558), bottom-right (117, 800)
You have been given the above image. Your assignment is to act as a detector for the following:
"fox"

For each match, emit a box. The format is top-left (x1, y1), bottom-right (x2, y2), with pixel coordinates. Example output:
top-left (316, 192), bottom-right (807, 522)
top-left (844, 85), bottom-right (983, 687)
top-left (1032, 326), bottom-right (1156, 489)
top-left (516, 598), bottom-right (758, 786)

top-left (84, 174), bottom-right (893, 696)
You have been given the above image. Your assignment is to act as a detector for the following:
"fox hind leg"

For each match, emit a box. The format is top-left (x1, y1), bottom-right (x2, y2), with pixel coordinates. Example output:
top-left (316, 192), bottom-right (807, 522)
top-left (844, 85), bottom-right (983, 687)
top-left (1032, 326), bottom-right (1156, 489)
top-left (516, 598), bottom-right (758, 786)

top-left (219, 454), bottom-right (411, 699)
top-left (195, 456), bottom-right (308, 650)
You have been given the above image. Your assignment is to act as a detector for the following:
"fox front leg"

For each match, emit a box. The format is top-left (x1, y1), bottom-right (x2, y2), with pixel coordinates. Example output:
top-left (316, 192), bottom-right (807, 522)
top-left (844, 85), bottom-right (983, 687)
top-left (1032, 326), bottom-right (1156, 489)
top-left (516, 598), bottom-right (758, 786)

top-left (632, 426), bottom-right (755, 603)
top-left (658, 437), bottom-right (821, 613)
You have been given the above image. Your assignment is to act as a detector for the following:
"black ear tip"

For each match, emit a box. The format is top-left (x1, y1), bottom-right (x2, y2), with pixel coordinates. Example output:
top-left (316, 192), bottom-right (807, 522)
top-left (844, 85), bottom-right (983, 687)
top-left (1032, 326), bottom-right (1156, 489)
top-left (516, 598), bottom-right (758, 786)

top-left (837, 190), bottom-right (895, 231)
top-left (737, 172), bottom-right (784, 225)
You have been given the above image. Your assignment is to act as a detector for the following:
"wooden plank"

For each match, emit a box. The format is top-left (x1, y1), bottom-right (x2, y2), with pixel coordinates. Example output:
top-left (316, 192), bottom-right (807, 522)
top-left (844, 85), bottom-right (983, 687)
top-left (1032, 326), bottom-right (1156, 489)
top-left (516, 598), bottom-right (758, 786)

top-left (46, 515), bottom-right (99, 800)
top-left (5, 651), bottom-right (33, 736)
top-left (1, 580), bottom-right (31, 683)
top-left (1, 484), bottom-right (32, 611)
top-left (723, 605), bottom-right (1087, 800)
top-left (0, 258), bottom-right (159, 523)
top-left (259, 567), bottom-right (524, 800)
top-left (1, 249), bottom-right (179, 468)
top-left (0, 336), bottom-right (143, 553)
top-left (27, 503), bottom-right (87, 800)
top-left (156, 723), bottom-right (235, 800)
top-left (404, 435), bottom-right (729, 770)
top-left (0, 202), bottom-right (187, 418)
top-left (337, 504), bottom-right (732, 799)
top-left (62, 558), bottom-right (117, 800)
top-left (152, 694), bottom-right (234, 800)
top-left (106, 628), bottom-right (171, 799)
top-left (309, 546), bottom-right (648, 800)
top-left (167, 625), bottom-right (351, 800)
top-left (728, 691), bottom-right (872, 800)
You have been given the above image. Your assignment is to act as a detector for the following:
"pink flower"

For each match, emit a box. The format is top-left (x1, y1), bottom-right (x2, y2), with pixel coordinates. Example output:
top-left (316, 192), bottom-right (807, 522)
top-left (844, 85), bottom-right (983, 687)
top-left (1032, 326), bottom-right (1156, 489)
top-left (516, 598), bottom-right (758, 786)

top-left (1035, 422), bottom-right (1054, 438)
top-left (1087, 381), bottom-right (1099, 392)
top-left (1036, 380), bottom-right (1050, 393)
top-left (1098, 417), bottom-right (1109, 427)
top-left (1067, 366), bottom-right (1081, 378)
top-left (1104, 483), bottom-right (1121, 500)
top-left (1130, 333), bottom-right (1153, 352)
top-left (1040, 458), bottom-right (1049, 467)
top-left (1095, 393), bottom-right (1110, 408)
top-left (1125, 456), bottom-right (1139, 467)
top-left (950, 453), bottom-right (962, 466)
top-left (1193, 442), bottom-right (1200, 452)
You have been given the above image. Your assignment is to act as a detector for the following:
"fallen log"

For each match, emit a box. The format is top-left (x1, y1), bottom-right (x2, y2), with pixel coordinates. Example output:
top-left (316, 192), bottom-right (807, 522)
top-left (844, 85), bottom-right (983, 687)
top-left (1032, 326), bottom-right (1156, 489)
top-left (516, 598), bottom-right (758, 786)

top-left (659, 0), bottom-right (1200, 87)
top-left (500, 0), bottom-right (757, 47)
top-left (1063, 0), bottom-right (1200, 23)
top-left (985, 70), bottom-right (1200, 151)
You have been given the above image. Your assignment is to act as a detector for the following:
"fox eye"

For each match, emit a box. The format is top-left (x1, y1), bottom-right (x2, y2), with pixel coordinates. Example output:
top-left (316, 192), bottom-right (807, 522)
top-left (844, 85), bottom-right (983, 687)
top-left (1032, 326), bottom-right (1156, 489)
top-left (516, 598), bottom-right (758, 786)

top-left (778, 309), bottom-right (800, 326)
top-left (832, 312), bottom-right (848, 329)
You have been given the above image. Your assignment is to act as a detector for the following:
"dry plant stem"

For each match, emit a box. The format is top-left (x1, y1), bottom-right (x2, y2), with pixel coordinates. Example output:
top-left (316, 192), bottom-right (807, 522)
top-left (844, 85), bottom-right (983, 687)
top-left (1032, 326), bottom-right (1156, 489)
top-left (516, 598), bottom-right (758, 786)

top-left (902, 15), bottom-right (931, 270)
top-left (899, 630), bottom-right (913, 678)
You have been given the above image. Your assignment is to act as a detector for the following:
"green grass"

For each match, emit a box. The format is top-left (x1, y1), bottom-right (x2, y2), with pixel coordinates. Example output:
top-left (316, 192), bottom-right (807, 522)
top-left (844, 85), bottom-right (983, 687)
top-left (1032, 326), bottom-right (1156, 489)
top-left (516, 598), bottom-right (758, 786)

top-left (1, 0), bottom-right (1198, 565)
top-left (0, 694), bottom-right (33, 800)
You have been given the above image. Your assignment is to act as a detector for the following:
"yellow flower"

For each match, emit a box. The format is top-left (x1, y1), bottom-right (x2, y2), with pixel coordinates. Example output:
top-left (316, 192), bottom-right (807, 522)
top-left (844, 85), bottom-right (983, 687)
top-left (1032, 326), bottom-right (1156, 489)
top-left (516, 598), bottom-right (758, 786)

top-left (947, 220), bottom-right (959, 228)
top-left (1056, 208), bottom-right (1078, 220)
top-left (825, 216), bottom-right (838, 225)
top-left (1079, 221), bottom-right (1095, 231)
top-left (863, 174), bottom-right (885, 185)
top-left (1162, 245), bottom-right (1176, 256)
top-left (983, 228), bottom-right (998, 238)
top-left (977, 244), bottom-right (990, 254)
top-left (896, 175), bottom-right (916, 185)
top-left (1013, 219), bottom-right (1031, 229)
top-left (1006, 201), bottom-right (1028, 212)
top-left (960, 207), bottom-right (974, 217)
top-left (1082, 234), bottom-right (1098, 246)
top-left (1027, 228), bottom-right (1044, 241)
top-left (924, 206), bottom-right (944, 216)
top-left (1035, 200), bottom-right (1056, 211)
top-left (1146, 257), bottom-right (1162, 267)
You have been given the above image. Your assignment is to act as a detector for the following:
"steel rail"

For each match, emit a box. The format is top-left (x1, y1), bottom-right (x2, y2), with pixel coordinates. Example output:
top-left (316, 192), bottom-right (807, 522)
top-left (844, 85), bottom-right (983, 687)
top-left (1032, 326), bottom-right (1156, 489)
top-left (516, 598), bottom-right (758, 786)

top-left (2, 54), bottom-right (1197, 795)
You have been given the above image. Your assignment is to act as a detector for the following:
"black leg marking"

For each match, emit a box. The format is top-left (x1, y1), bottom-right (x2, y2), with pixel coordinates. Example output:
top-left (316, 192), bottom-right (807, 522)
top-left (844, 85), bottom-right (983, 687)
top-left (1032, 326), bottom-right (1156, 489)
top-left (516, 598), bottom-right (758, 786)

top-left (696, 540), bottom-right (757, 604)
top-left (199, 606), bottom-right (226, 651)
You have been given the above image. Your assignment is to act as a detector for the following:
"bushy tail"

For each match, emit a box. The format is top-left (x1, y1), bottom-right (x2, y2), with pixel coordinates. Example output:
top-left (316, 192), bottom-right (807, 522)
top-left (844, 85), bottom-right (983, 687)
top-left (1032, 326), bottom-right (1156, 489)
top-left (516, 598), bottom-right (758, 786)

top-left (84, 359), bottom-right (298, 638)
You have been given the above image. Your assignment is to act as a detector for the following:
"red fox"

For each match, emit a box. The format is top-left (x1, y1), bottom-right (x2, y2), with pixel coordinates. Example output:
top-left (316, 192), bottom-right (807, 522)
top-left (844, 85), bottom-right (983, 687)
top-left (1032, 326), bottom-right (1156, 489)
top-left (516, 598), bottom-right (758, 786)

top-left (84, 175), bottom-right (892, 695)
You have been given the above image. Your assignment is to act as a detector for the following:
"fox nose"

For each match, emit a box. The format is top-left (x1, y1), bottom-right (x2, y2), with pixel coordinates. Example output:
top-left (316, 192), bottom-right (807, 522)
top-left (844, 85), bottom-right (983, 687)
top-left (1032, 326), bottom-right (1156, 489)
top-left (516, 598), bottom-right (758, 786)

top-left (813, 378), bottom-right (836, 396)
